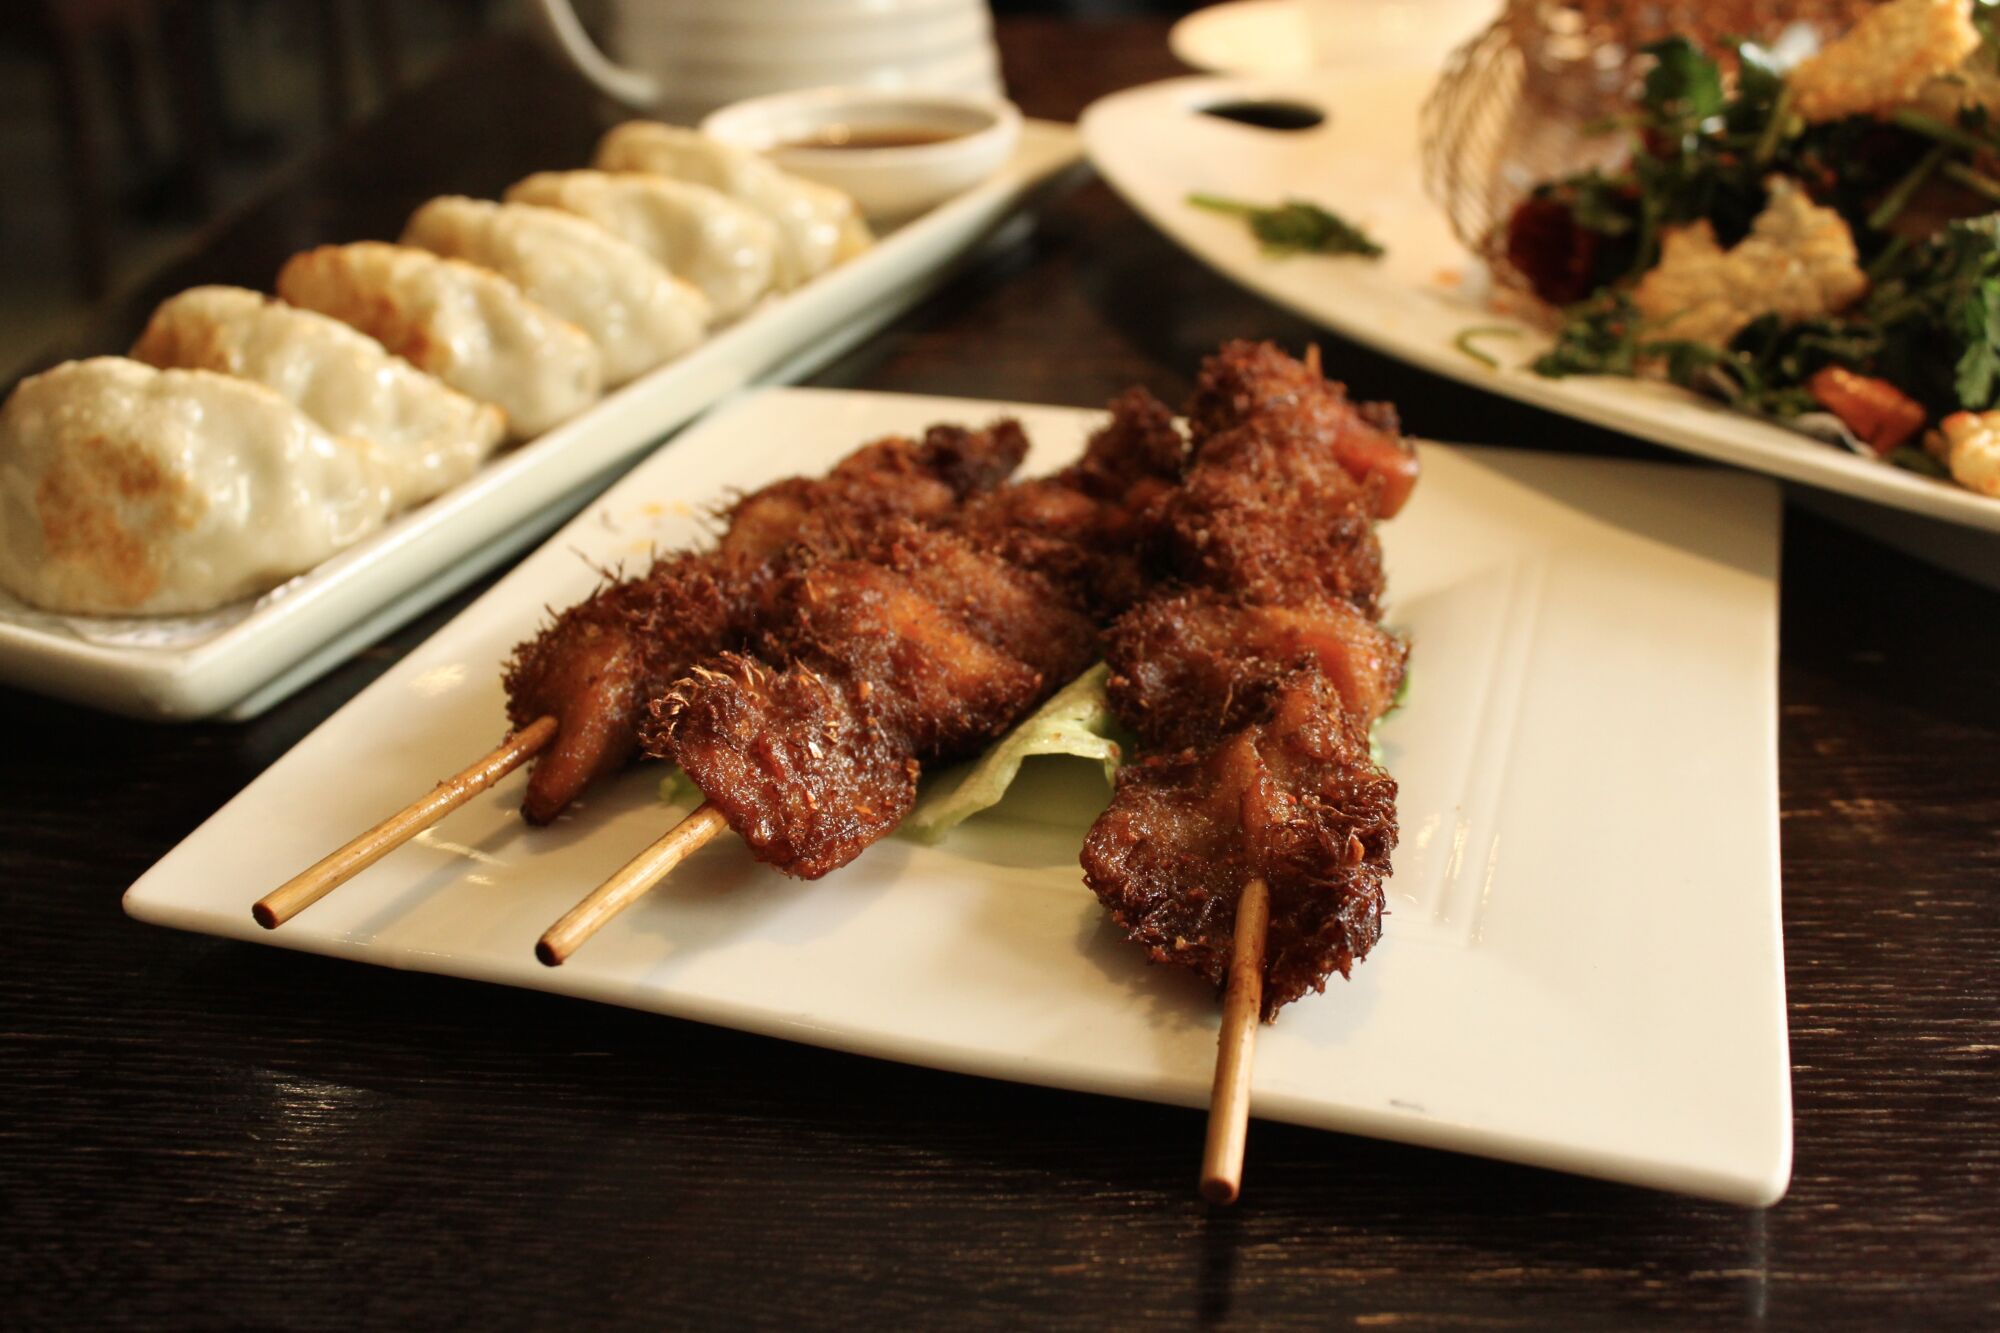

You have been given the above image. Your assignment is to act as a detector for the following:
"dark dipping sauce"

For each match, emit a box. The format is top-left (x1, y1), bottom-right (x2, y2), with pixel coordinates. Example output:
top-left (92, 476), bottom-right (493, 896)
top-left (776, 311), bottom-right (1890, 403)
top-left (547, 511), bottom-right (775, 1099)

top-left (1199, 99), bottom-right (1326, 131)
top-left (779, 126), bottom-right (967, 150)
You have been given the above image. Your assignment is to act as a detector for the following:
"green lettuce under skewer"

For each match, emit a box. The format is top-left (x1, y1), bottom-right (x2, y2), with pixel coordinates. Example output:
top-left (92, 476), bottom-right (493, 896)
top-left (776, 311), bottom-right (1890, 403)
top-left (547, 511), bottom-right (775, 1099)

top-left (657, 658), bottom-right (1408, 840)
top-left (906, 663), bottom-right (1126, 843)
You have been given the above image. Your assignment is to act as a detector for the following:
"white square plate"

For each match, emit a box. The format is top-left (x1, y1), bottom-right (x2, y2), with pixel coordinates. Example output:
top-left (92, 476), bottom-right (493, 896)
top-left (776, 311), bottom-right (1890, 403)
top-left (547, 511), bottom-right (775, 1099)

top-left (0, 122), bottom-right (1080, 721)
top-left (125, 386), bottom-right (1790, 1204)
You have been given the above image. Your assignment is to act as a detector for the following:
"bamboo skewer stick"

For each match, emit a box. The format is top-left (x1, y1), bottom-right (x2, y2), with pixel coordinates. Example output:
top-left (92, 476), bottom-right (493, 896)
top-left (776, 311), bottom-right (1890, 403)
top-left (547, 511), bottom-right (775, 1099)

top-left (252, 715), bottom-right (559, 930)
top-left (1200, 875), bottom-right (1270, 1206)
top-left (535, 801), bottom-right (731, 966)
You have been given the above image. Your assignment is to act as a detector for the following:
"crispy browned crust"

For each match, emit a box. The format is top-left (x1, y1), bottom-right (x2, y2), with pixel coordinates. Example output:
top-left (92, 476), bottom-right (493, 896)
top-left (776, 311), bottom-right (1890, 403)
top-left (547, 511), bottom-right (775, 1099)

top-left (1166, 435), bottom-right (1387, 619)
top-left (1082, 673), bottom-right (1396, 1019)
top-left (947, 389), bottom-right (1187, 620)
top-left (869, 523), bottom-right (1099, 689)
top-left (647, 552), bottom-right (1056, 878)
top-left (1079, 340), bottom-right (1412, 1017)
top-left (1105, 589), bottom-right (1407, 753)
top-left (1068, 387), bottom-right (1187, 498)
top-left (916, 419), bottom-right (1033, 496)
top-left (755, 558), bottom-right (1044, 761)
top-left (502, 418), bottom-right (1033, 821)
top-left (657, 655), bottom-right (918, 879)
top-left (502, 551), bottom-right (765, 823)
top-left (1187, 340), bottom-right (1419, 517)
top-left (719, 421), bottom-right (1029, 563)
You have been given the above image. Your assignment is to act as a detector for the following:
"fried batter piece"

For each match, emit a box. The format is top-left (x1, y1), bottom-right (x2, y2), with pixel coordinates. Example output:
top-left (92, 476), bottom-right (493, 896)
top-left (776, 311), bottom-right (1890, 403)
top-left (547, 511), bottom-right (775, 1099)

top-left (1105, 590), bottom-right (1406, 753)
top-left (720, 420), bottom-right (1029, 561)
top-left (657, 655), bottom-right (917, 879)
top-left (952, 388), bottom-right (1186, 617)
top-left (651, 545), bottom-right (1074, 877)
top-left (503, 420), bottom-right (1030, 822)
top-left (870, 523), bottom-right (1099, 688)
top-left (1081, 672), bottom-right (1398, 1019)
top-left (755, 557), bottom-right (1043, 759)
top-left (1066, 386), bottom-right (1188, 500)
top-left (1081, 340), bottom-right (1414, 1018)
top-left (503, 552), bottom-right (765, 824)
top-left (1166, 432), bottom-right (1387, 618)
top-left (1186, 339), bottom-right (1419, 518)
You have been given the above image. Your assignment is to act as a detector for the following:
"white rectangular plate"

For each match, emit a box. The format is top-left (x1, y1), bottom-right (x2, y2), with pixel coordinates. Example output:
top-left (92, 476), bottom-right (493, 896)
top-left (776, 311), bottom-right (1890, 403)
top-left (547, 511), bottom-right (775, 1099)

top-left (1080, 71), bottom-right (2000, 537)
top-left (0, 121), bottom-right (1080, 721)
top-left (125, 386), bottom-right (1790, 1205)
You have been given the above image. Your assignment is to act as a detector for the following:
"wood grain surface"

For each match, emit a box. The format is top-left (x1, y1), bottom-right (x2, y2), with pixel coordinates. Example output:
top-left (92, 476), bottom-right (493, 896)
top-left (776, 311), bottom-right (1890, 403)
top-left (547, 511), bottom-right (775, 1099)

top-left (2, 21), bottom-right (1996, 1330)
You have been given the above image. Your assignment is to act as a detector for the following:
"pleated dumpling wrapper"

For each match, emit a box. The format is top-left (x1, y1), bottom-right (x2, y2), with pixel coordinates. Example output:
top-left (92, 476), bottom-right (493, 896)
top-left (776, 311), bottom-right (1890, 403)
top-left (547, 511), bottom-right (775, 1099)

top-left (594, 121), bottom-right (872, 288)
top-left (401, 197), bottom-right (712, 387)
top-left (276, 242), bottom-right (602, 439)
top-left (131, 285), bottom-right (504, 509)
top-left (504, 170), bottom-right (778, 322)
top-left (0, 358), bottom-right (394, 616)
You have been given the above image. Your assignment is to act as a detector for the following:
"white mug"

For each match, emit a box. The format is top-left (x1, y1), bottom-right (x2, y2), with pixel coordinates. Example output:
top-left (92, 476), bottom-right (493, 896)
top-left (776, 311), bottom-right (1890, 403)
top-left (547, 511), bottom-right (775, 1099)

top-left (532, 0), bottom-right (1005, 124)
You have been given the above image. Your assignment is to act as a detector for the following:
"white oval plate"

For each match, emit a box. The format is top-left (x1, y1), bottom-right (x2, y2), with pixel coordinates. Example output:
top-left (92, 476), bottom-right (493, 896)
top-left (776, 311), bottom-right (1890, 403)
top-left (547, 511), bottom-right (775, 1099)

top-left (0, 121), bottom-right (1082, 721)
top-left (125, 386), bottom-right (1788, 1205)
top-left (1080, 70), bottom-right (2000, 537)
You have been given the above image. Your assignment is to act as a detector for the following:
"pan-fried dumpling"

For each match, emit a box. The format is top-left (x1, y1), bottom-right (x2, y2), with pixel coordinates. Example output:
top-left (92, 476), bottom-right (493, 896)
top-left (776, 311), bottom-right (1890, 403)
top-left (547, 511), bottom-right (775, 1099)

top-left (276, 242), bottom-right (602, 438)
top-left (131, 285), bottom-right (505, 508)
top-left (595, 121), bottom-right (872, 287)
top-left (504, 170), bottom-right (778, 321)
top-left (0, 358), bottom-right (393, 615)
top-left (400, 197), bottom-right (712, 387)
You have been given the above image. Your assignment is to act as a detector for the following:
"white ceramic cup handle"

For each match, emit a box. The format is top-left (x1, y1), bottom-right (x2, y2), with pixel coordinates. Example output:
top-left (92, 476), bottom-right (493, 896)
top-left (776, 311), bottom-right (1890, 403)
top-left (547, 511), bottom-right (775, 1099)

top-left (532, 0), bottom-right (662, 108)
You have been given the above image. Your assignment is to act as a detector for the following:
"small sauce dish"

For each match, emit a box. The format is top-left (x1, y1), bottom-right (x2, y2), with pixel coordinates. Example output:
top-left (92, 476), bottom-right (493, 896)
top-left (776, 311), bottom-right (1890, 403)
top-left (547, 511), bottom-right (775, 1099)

top-left (702, 86), bottom-right (1022, 222)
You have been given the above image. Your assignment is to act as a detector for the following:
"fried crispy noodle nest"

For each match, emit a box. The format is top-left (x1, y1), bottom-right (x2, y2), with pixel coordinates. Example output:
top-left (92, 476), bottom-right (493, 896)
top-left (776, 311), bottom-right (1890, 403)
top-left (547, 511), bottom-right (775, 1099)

top-left (1420, 0), bottom-right (1877, 314)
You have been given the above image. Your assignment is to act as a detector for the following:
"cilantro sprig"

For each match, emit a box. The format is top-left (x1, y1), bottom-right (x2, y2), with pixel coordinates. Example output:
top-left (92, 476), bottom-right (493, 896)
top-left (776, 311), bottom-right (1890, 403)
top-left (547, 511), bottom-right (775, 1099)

top-left (1188, 193), bottom-right (1384, 258)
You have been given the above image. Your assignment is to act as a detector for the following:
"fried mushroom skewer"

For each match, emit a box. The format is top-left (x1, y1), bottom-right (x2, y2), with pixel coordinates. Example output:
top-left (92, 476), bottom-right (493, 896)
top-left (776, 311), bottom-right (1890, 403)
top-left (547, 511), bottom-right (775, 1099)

top-left (503, 422), bottom-right (1029, 824)
top-left (537, 522), bottom-right (1101, 962)
top-left (255, 420), bottom-right (1029, 927)
top-left (1079, 342), bottom-right (1417, 1202)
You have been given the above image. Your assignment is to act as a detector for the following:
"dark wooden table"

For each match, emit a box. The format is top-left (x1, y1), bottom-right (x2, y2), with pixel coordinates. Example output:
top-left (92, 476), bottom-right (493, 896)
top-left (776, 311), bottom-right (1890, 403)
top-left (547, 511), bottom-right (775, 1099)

top-left (5, 21), bottom-right (1997, 1329)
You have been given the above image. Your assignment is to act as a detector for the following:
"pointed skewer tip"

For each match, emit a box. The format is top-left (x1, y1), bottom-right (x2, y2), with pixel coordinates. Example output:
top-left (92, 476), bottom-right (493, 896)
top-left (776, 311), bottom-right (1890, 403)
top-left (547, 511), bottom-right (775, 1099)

top-left (249, 715), bottom-right (557, 930)
top-left (531, 802), bottom-right (730, 967)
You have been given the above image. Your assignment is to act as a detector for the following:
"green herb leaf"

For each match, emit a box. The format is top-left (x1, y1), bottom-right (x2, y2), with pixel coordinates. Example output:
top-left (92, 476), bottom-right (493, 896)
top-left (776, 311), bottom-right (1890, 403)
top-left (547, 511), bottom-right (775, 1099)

top-left (1565, 175), bottom-right (1638, 236)
top-left (1531, 293), bottom-right (1642, 377)
top-left (1640, 38), bottom-right (1725, 125)
top-left (1866, 144), bottom-right (1948, 232)
top-left (1889, 108), bottom-right (2000, 157)
top-left (1885, 445), bottom-right (1951, 478)
top-left (1187, 193), bottom-right (1384, 258)
top-left (1452, 325), bottom-right (1523, 369)
top-left (1733, 40), bottom-right (1785, 109)
top-left (1954, 277), bottom-right (2000, 407)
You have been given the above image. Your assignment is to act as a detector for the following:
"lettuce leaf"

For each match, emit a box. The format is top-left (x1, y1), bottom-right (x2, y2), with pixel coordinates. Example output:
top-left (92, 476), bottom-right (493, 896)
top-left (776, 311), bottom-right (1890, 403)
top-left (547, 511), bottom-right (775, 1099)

top-left (905, 663), bottom-right (1126, 843)
top-left (657, 766), bottom-right (698, 804)
top-left (659, 658), bottom-right (1410, 839)
top-left (1371, 660), bottom-right (1408, 766)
